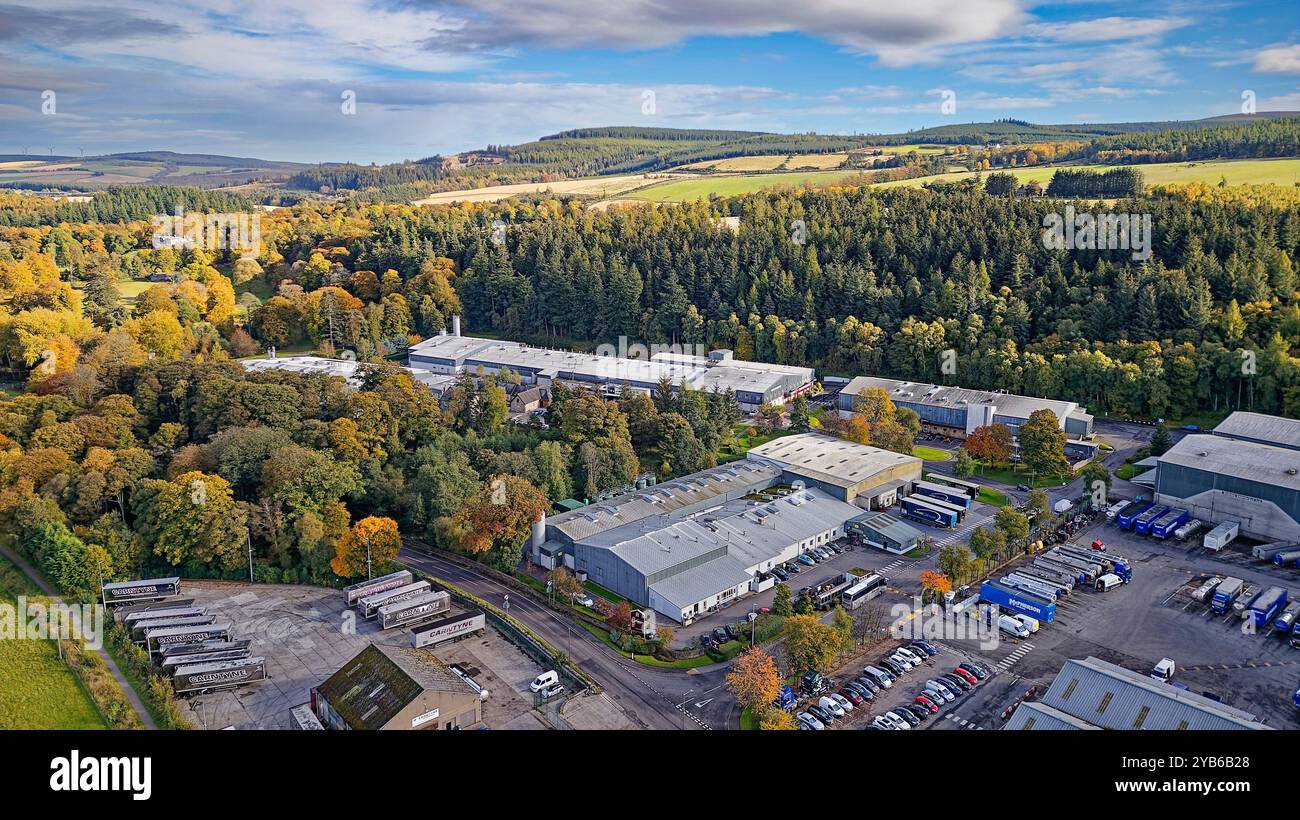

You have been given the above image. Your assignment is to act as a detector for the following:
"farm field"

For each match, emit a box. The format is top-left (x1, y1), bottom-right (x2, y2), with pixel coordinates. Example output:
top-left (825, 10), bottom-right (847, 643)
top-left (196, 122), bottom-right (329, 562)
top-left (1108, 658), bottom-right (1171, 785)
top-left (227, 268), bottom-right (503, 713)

top-left (627, 169), bottom-right (861, 201)
top-left (0, 556), bottom-right (106, 730)
top-left (411, 173), bottom-right (682, 205)
top-left (873, 157), bottom-right (1300, 189)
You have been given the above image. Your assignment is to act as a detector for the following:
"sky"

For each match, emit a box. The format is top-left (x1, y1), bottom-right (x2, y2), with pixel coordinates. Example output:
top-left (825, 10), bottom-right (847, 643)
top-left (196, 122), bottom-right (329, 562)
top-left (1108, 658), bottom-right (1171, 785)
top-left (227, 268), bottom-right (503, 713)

top-left (1, 0), bottom-right (1298, 163)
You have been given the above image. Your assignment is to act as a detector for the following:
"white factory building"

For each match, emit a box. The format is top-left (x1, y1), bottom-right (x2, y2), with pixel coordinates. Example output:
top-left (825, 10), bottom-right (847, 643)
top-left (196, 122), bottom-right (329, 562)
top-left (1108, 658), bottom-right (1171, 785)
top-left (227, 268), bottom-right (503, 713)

top-left (406, 324), bottom-right (814, 411)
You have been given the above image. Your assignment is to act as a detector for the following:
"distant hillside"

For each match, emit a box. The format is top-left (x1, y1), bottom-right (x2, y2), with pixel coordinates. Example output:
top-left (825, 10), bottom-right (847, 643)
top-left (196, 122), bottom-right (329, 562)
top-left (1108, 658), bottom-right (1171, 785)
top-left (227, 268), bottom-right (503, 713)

top-left (0, 150), bottom-right (306, 193)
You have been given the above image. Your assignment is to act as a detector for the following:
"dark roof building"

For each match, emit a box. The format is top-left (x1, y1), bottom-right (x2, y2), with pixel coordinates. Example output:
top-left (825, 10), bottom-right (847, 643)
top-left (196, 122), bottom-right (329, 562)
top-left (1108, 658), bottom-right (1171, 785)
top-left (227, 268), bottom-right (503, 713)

top-left (313, 644), bottom-right (482, 730)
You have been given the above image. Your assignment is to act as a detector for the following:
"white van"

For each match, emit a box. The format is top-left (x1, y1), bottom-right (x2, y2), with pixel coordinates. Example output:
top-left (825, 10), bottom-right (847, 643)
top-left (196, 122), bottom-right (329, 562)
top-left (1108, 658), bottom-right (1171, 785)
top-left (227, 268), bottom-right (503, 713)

top-left (863, 665), bottom-right (893, 689)
top-left (895, 647), bottom-right (925, 666)
top-left (1095, 573), bottom-right (1122, 592)
top-left (819, 695), bottom-right (846, 717)
top-left (1012, 614), bottom-right (1040, 634)
top-left (530, 670), bottom-right (559, 692)
top-left (999, 615), bottom-right (1031, 638)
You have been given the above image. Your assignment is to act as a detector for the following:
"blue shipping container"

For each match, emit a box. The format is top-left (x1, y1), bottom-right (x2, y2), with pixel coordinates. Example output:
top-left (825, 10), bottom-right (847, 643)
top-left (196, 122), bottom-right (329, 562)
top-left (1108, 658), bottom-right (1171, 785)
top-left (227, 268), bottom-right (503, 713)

top-left (979, 581), bottom-right (1057, 623)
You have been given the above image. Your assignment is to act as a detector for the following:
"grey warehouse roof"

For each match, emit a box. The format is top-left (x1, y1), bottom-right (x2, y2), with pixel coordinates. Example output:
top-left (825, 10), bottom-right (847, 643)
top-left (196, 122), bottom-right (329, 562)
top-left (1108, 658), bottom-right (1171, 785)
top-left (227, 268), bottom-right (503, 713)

top-left (841, 376), bottom-right (1079, 422)
top-left (1015, 656), bottom-right (1267, 731)
top-left (649, 555), bottom-right (753, 611)
top-left (1003, 701), bottom-right (1101, 730)
top-left (746, 432), bottom-right (920, 489)
top-left (848, 510), bottom-right (924, 544)
top-left (549, 462), bottom-right (781, 543)
top-left (1159, 434), bottom-right (1300, 494)
top-left (1213, 411), bottom-right (1300, 451)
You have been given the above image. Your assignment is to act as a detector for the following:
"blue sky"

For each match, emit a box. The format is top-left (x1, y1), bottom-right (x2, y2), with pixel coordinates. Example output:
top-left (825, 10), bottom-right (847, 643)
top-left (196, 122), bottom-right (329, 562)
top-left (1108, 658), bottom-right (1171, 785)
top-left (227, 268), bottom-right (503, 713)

top-left (1, 0), bottom-right (1297, 162)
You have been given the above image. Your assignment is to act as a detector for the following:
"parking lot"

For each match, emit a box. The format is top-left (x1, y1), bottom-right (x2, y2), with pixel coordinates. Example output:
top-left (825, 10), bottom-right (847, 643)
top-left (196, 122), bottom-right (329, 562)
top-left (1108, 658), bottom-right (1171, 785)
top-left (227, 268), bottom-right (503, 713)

top-left (176, 581), bottom-right (552, 730)
top-left (936, 520), bottom-right (1300, 729)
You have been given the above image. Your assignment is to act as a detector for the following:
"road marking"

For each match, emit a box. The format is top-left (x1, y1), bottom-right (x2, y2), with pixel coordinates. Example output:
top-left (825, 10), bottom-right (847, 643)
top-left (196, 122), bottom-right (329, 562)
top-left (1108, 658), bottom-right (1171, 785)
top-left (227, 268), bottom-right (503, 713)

top-left (995, 642), bottom-right (1035, 671)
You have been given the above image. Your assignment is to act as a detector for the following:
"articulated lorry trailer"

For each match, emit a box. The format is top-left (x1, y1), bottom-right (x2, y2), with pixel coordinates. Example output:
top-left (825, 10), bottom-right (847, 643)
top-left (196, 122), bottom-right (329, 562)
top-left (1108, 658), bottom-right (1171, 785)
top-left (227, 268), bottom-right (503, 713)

top-left (1034, 557), bottom-right (1091, 584)
top-left (1115, 499), bottom-right (1153, 530)
top-left (1002, 574), bottom-right (1063, 601)
top-left (1150, 508), bottom-right (1190, 540)
top-left (378, 590), bottom-right (451, 630)
top-left (1272, 602), bottom-right (1300, 635)
top-left (1191, 576), bottom-right (1224, 604)
top-left (1009, 568), bottom-right (1073, 595)
top-left (343, 569), bottom-right (414, 607)
top-left (1274, 549), bottom-right (1300, 568)
top-left (1045, 550), bottom-right (1104, 580)
top-left (1248, 586), bottom-right (1290, 629)
top-left (172, 656), bottom-right (266, 696)
top-left (1211, 578), bottom-right (1245, 614)
top-left (1252, 542), bottom-right (1298, 561)
top-left (1133, 505), bottom-right (1170, 536)
top-left (1203, 521), bottom-right (1239, 552)
top-left (1020, 564), bottom-right (1077, 589)
top-left (979, 581), bottom-right (1057, 623)
top-left (1056, 546), bottom-right (1132, 581)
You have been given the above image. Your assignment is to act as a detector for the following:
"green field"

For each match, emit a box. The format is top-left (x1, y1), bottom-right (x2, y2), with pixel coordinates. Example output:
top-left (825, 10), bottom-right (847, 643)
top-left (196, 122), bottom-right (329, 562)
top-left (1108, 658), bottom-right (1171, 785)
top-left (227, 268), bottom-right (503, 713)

top-left (628, 170), bottom-right (862, 201)
top-left (0, 557), bottom-right (106, 730)
top-left (629, 157), bottom-right (1300, 202)
top-left (911, 446), bottom-right (952, 461)
top-left (874, 157), bottom-right (1300, 190)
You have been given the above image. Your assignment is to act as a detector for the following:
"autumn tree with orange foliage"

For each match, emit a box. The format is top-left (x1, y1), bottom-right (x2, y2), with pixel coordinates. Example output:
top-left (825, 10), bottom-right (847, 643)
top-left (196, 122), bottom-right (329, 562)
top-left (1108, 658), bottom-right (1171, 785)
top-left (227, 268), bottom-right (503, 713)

top-left (919, 569), bottom-right (952, 604)
top-left (963, 423), bottom-right (1013, 469)
top-left (445, 474), bottom-right (550, 570)
top-left (331, 515), bottom-right (401, 578)
top-left (726, 647), bottom-right (781, 714)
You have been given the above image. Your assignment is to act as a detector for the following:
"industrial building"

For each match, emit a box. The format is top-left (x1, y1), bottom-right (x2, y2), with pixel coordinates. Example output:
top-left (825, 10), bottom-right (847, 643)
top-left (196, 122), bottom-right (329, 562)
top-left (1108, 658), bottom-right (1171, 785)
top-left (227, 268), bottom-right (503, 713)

top-left (531, 433), bottom-right (924, 623)
top-left (240, 354), bottom-right (457, 395)
top-left (746, 432), bottom-right (923, 506)
top-left (312, 643), bottom-right (482, 730)
top-left (837, 376), bottom-right (1093, 440)
top-left (406, 329), bottom-right (814, 411)
top-left (1005, 656), bottom-right (1269, 730)
top-left (845, 511), bottom-right (924, 554)
top-left (1148, 411), bottom-right (1300, 543)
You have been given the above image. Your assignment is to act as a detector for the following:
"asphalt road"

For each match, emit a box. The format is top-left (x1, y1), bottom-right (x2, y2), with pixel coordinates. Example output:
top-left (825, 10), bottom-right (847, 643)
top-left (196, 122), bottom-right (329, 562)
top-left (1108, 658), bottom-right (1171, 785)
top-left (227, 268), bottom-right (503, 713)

top-left (399, 546), bottom-right (738, 730)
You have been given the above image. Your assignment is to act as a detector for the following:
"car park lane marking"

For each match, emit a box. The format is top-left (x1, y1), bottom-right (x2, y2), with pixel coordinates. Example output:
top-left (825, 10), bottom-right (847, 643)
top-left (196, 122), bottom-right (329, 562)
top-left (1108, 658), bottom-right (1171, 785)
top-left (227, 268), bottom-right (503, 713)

top-left (995, 642), bottom-right (1035, 672)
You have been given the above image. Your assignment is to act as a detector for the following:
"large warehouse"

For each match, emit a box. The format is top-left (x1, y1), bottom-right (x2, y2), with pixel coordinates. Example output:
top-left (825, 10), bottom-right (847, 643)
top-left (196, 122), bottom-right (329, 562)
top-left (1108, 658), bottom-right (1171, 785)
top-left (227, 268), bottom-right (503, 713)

top-left (1151, 411), bottom-right (1300, 542)
top-left (407, 329), bottom-right (814, 410)
top-left (1005, 657), bottom-right (1267, 731)
top-left (746, 432), bottom-right (922, 507)
top-left (532, 434), bottom-right (921, 623)
top-left (837, 376), bottom-right (1094, 440)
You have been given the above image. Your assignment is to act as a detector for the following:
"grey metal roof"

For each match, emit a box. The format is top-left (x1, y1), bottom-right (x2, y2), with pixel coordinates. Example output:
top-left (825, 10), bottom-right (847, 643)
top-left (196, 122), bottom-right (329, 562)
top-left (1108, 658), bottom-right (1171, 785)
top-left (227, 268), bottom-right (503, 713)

top-left (1003, 701), bottom-right (1101, 730)
top-left (699, 489), bottom-right (867, 570)
top-left (1213, 411), bottom-right (1300, 451)
top-left (746, 432), bottom-right (921, 489)
top-left (407, 334), bottom-right (813, 397)
top-left (1030, 656), bottom-right (1267, 730)
top-left (848, 511), bottom-right (923, 545)
top-left (649, 555), bottom-right (753, 611)
top-left (1159, 434), bottom-right (1300, 493)
top-left (549, 462), bottom-right (780, 542)
top-left (841, 376), bottom-right (1078, 422)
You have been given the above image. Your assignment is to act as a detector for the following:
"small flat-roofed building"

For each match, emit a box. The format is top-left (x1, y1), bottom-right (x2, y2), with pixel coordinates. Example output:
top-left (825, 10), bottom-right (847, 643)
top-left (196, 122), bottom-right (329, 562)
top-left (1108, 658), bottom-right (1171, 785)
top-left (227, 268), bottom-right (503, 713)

top-left (1004, 656), bottom-right (1268, 731)
top-left (313, 644), bottom-right (482, 731)
top-left (746, 432), bottom-right (922, 507)
top-left (845, 511), bottom-right (925, 555)
top-left (838, 376), bottom-right (1093, 440)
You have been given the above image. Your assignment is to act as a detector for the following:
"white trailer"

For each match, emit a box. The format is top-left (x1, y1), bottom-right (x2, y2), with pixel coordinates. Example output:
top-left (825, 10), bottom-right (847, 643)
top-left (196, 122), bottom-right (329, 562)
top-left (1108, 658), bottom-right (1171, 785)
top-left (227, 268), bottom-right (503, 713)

top-left (1251, 540), bottom-right (1293, 561)
top-left (1203, 521), bottom-right (1240, 552)
top-left (343, 570), bottom-right (413, 607)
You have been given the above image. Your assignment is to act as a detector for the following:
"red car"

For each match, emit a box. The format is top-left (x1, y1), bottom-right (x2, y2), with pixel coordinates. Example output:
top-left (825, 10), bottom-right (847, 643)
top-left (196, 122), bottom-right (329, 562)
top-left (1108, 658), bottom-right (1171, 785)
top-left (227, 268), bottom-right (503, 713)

top-left (839, 687), bottom-right (865, 706)
top-left (913, 694), bottom-right (939, 713)
top-left (1091, 539), bottom-right (1107, 551)
top-left (952, 667), bottom-right (978, 685)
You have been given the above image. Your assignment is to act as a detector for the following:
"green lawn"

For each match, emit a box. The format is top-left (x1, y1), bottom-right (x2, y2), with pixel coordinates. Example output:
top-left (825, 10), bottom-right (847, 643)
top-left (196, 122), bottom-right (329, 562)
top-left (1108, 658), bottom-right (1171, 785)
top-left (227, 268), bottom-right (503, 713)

top-left (874, 157), bottom-right (1300, 190)
top-left (0, 557), bottom-right (106, 730)
top-left (629, 170), bottom-right (863, 201)
top-left (977, 487), bottom-right (1009, 507)
top-left (573, 619), bottom-right (716, 669)
top-left (912, 446), bottom-right (952, 461)
top-left (971, 463), bottom-right (1071, 488)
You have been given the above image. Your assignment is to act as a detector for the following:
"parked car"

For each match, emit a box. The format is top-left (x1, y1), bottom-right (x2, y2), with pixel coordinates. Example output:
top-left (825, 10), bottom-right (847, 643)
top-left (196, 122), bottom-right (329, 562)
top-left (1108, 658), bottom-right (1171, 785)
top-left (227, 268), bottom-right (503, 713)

top-left (844, 682), bottom-right (874, 702)
top-left (1016, 484), bottom-right (1031, 492)
top-left (829, 693), bottom-right (855, 713)
top-left (958, 662), bottom-right (989, 680)
top-left (771, 567), bottom-right (789, 582)
top-left (839, 687), bottom-right (865, 706)
top-left (871, 715), bottom-right (898, 731)
top-left (895, 647), bottom-right (925, 666)
top-left (863, 666), bottom-right (893, 689)
top-left (901, 704), bottom-right (931, 722)
top-left (699, 634), bottom-right (717, 649)
top-left (722, 624), bottom-right (738, 641)
top-left (880, 658), bottom-right (906, 677)
top-left (941, 673), bottom-right (972, 692)
top-left (796, 713), bottom-right (823, 730)
top-left (818, 696), bottom-right (846, 718)
top-left (573, 592), bottom-right (596, 608)
top-left (797, 553), bottom-right (816, 566)
top-left (713, 627), bottom-right (731, 645)
top-left (894, 707), bottom-right (922, 726)
top-left (807, 704), bottom-right (834, 725)
top-left (913, 694), bottom-right (940, 713)
top-left (883, 711), bottom-right (911, 730)
top-left (952, 667), bottom-right (978, 685)
top-left (925, 680), bottom-right (956, 702)
top-left (854, 676), bottom-right (881, 694)
top-left (540, 682), bottom-right (565, 699)
top-left (909, 640), bottom-right (937, 656)
top-left (784, 561), bottom-right (801, 574)
top-left (888, 652), bottom-right (916, 671)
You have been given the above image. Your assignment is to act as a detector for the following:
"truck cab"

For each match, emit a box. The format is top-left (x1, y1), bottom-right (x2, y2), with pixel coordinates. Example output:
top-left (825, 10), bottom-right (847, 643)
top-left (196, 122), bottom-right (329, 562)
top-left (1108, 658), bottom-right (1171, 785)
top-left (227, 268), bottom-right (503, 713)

top-left (773, 685), bottom-right (797, 711)
top-left (1151, 658), bottom-right (1176, 682)
top-left (801, 671), bottom-right (828, 697)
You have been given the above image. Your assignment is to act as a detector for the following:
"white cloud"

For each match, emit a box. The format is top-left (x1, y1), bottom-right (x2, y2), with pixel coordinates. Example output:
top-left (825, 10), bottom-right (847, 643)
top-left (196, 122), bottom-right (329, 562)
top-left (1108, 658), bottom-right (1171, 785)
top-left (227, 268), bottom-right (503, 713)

top-left (1254, 44), bottom-right (1300, 74)
top-left (1023, 16), bottom-right (1192, 43)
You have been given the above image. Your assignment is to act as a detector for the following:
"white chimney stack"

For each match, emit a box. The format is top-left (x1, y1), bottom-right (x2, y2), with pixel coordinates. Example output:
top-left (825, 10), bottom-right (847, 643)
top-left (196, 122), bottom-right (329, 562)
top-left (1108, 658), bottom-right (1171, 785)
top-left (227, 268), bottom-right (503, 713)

top-left (531, 512), bottom-right (546, 550)
top-left (452, 315), bottom-right (462, 337)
